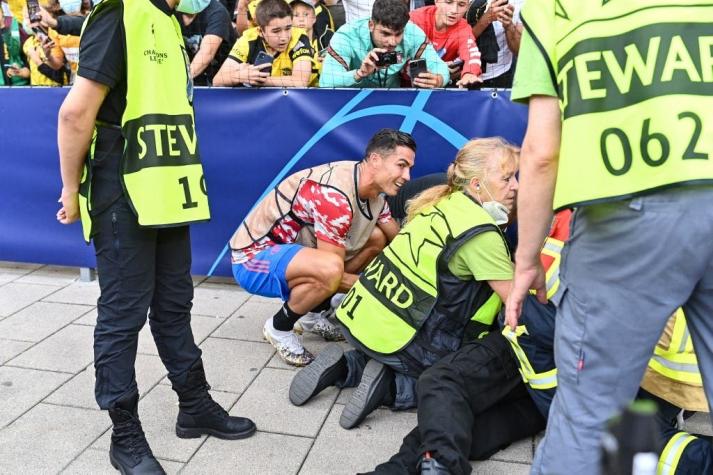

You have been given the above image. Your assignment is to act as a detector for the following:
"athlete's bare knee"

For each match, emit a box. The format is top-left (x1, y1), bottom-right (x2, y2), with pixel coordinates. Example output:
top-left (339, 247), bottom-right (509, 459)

top-left (318, 253), bottom-right (344, 292)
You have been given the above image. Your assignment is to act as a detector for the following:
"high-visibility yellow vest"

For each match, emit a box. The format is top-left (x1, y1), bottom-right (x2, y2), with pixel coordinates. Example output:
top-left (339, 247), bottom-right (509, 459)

top-left (336, 191), bottom-right (506, 355)
top-left (657, 431), bottom-right (698, 475)
top-left (509, 211), bottom-right (701, 392)
top-left (502, 325), bottom-right (557, 390)
top-left (648, 310), bottom-right (701, 386)
top-left (521, 1), bottom-right (713, 211)
top-left (78, 0), bottom-right (210, 241)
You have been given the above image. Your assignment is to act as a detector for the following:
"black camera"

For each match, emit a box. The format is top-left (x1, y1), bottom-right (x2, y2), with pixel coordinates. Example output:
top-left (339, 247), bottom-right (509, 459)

top-left (375, 51), bottom-right (399, 67)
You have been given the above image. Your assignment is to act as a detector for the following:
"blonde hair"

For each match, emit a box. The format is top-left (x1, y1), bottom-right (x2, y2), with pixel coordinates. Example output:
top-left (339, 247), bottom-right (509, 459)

top-left (405, 137), bottom-right (520, 222)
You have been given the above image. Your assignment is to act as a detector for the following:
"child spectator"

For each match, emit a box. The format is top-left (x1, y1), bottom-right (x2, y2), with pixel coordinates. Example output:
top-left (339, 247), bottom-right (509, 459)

top-left (214, 0), bottom-right (317, 87)
top-left (290, 0), bottom-right (331, 77)
top-left (237, 0), bottom-right (333, 42)
top-left (320, 0), bottom-right (449, 88)
top-left (410, 0), bottom-right (482, 88)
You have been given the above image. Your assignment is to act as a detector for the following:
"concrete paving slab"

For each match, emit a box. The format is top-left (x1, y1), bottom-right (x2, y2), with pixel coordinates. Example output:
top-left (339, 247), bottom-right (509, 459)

top-left (197, 337), bottom-right (274, 393)
top-left (137, 314), bottom-right (225, 356)
top-left (300, 403), bottom-right (417, 475)
top-left (43, 281), bottom-right (101, 306)
top-left (16, 265), bottom-right (80, 286)
top-left (191, 286), bottom-right (251, 318)
top-left (212, 301), bottom-right (280, 342)
top-left (46, 354), bottom-right (168, 409)
top-left (7, 324), bottom-right (94, 373)
top-left (0, 366), bottom-right (71, 428)
top-left (92, 384), bottom-right (238, 463)
top-left (0, 282), bottom-right (62, 317)
top-left (0, 261), bottom-right (42, 274)
top-left (63, 448), bottom-right (185, 475)
top-left (0, 403), bottom-right (109, 474)
top-left (230, 367), bottom-right (339, 438)
top-left (0, 339), bottom-right (32, 364)
top-left (0, 301), bottom-right (93, 342)
top-left (73, 308), bottom-right (97, 326)
top-left (246, 294), bottom-right (282, 305)
top-left (200, 277), bottom-right (237, 286)
top-left (471, 460), bottom-right (531, 474)
top-left (184, 430), bottom-right (312, 475)
top-left (490, 436), bottom-right (534, 464)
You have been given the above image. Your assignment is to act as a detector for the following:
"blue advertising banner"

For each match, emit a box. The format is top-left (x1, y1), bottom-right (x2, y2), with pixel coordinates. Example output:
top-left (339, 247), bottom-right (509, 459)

top-left (0, 87), bottom-right (527, 276)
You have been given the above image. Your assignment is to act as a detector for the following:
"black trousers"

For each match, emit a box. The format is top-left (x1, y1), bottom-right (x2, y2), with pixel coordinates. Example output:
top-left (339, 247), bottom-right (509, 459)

top-left (372, 332), bottom-right (546, 475)
top-left (92, 197), bottom-right (202, 409)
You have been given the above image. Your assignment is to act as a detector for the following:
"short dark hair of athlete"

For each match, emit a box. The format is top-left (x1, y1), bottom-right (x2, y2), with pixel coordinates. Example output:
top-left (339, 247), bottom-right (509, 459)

top-left (363, 128), bottom-right (417, 161)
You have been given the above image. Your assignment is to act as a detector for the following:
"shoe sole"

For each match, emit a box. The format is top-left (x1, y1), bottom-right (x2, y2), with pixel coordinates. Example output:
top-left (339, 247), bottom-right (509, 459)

top-left (339, 360), bottom-right (388, 430)
top-left (175, 422), bottom-right (257, 440)
top-left (289, 344), bottom-right (344, 406)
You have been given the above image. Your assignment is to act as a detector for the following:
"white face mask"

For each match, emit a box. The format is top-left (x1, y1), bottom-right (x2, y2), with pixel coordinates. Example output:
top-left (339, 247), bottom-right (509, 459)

top-left (479, 182), bottom-right (510, 226)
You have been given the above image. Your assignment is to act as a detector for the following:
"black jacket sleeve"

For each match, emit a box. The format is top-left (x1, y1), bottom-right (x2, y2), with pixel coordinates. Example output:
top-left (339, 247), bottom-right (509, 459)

top-left (55, 15), bottom-right (86, 36)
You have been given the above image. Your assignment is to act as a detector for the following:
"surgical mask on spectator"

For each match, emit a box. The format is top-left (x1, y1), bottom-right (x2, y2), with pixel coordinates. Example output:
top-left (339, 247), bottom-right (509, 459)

top-left (59, 0), bottom-right (82, 14)
top-left (479, 182), bottom-right (510, 225)
top-left (175, 0), bottom-right (209, 14)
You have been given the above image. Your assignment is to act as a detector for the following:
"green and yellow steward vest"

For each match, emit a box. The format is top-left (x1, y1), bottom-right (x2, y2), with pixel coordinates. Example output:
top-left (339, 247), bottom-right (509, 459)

top-left (521, 1), bottom-right (713, 210)
top-left (78, 0), bottom-right (210, 242)
top-left (336, 191), bottom-right (506, 355)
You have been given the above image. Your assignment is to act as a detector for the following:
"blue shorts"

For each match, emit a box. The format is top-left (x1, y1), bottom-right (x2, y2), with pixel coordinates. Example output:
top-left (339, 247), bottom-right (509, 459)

top-left (232, 244), bottom-right (302, 300)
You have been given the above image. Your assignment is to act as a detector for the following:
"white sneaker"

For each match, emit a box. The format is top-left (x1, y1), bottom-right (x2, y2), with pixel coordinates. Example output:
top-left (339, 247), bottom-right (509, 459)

top-left (263, 317), bottom-right (315, 367)
top-left (294, 312), bottom-right (345, 342)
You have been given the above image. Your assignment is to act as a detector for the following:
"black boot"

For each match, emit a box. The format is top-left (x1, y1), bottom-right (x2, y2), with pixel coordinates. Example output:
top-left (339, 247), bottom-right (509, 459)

top-left (340, 359), bottom-right (395, 429)
top-left (174, 360), bottom-right (257, 440)
top-left (289, 343), bottom-right (347, 406)
top-left (108, 392), bottom-right (165, 475)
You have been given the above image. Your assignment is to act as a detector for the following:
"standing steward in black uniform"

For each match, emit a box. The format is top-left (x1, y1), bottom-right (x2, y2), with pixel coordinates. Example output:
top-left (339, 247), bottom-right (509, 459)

top-left (56, 0), bottom-right (256, 472)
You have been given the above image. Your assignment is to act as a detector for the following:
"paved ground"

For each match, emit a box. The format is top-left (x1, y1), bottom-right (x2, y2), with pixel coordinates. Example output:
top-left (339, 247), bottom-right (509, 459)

top-left (0, 261), bottom-right (710, 474)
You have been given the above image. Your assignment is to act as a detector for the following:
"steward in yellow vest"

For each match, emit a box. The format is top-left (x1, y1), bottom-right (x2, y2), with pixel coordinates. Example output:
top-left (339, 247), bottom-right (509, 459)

top-left (289, 137), bottom-right (520, 430)
top-left (57, 0), bottom-right (254, 472)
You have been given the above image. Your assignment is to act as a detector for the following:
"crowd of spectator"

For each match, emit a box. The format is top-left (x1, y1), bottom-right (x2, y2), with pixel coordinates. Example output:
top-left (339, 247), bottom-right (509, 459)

top-left (0, 0), bottom-right (521, 88)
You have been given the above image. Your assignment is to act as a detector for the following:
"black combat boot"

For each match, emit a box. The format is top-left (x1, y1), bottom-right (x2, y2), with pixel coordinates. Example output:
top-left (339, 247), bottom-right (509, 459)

top-left (108, 392), bottom-right (165, 475)
top-left (174, 360), bottom-right (257, 440)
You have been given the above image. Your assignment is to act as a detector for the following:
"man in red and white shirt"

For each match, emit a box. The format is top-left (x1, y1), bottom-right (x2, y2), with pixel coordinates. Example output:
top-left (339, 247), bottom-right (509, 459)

top-left (410, 0), bottom-right (482, 88)
top-left (230, 129), bottom-right (416, 366)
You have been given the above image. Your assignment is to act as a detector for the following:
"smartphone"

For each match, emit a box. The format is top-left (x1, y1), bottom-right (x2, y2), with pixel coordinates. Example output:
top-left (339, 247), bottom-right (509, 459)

top-left (254, 51), bottom-right (274, 68)
top-left (408, 58), bottom-right (427, 82)
top-left (26, 0), bottom-right (42, 22)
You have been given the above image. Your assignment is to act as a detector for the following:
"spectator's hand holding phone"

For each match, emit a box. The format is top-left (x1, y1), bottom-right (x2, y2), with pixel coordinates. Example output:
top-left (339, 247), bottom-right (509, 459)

top-left (57, 189), bottom-right (80, 225)
top-left (485, 0), bottom-right (510, 25)
top-left (498, 2), bottom-right (515, 27)
top-left (38, 6), bottom-right (58, 29)
top-left (456, 72), bottom-right (482, 89)
top-left (412, 71), bottom-right (443, 89)
top-left (246, 63), bottom-right (271, 86)
top-left (447, 59), bottom-right (463, 82)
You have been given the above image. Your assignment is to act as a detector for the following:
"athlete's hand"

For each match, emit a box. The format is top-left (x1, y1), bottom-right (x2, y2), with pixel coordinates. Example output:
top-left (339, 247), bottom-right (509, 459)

top-left (412, 71), bottom-right (443, 89)
top-left (505, 258), bottom-right (547, 330)
top-left (57, 188), bottom-right (80, 224)
top-left (456, 72), bottom-right (482, 88)
top-left (247, 63), bottom-right (270, 85)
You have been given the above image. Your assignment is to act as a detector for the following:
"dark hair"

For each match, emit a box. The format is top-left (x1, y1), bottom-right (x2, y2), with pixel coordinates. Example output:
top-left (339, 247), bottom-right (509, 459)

top-left (256, 0), bottom-right (292, 28)
top-left (364, 128), bottom-right (416, 160)
top-left (371, 0), bottom-right (409, 31)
